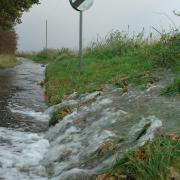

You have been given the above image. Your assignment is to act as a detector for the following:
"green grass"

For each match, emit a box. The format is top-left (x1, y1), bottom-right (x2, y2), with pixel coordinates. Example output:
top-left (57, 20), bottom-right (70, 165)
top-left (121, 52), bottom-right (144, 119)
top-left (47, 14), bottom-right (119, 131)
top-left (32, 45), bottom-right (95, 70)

top-left (0, 54), bottom-right (19, 68)
top-left (45, 53), bottom-right (156, 104)
top-left (161, 77), bottom-right (180, 96)
top-left (111, 137), bottom-right (180, 180)
top-left (19, 30), bottom-right (180, 104)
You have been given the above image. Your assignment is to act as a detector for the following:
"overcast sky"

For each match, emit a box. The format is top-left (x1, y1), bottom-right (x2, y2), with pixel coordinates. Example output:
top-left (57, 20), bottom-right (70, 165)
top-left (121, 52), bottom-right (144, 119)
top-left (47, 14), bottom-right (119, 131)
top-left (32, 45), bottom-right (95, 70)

top-left (16, 0), bottom-right (180, 51)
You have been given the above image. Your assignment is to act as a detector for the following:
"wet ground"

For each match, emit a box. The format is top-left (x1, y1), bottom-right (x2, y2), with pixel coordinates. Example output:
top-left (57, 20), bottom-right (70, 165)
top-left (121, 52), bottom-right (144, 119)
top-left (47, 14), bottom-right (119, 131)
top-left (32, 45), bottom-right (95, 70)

top-left (0, 58), bottom-right (48, 132)
top-left (42, 70), bottom-right (180, 179)
top-left (0, 58), bottom-right (49, 180)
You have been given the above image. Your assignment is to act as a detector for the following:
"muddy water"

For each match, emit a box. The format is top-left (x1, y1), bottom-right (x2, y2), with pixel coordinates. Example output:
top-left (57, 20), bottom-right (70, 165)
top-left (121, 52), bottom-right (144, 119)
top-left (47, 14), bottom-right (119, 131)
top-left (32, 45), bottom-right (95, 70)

top-left (0, 58), bottom-right (49, 179)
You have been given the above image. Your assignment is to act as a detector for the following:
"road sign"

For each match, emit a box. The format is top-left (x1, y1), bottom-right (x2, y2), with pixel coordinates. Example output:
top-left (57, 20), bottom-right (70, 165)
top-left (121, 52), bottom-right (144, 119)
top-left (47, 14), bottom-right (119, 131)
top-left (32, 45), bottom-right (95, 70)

top-left (70, 0), bottom-right (94, 11)
top-left (70, 0), bottom-right (94, 71)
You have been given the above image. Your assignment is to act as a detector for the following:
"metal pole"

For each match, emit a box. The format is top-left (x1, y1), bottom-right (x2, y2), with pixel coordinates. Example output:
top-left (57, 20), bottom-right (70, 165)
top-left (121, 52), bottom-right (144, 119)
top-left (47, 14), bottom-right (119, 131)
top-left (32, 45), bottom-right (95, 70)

top-left (46, 19), bottom-right (48, 50)
top-left (79, 11), bottom-right (83, 71)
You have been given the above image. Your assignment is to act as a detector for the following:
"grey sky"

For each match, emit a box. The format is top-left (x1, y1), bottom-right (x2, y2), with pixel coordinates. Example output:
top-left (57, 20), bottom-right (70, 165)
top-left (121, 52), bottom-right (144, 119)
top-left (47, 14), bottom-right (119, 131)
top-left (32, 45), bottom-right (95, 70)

top-left (16, 0), bottom-right (180, 51)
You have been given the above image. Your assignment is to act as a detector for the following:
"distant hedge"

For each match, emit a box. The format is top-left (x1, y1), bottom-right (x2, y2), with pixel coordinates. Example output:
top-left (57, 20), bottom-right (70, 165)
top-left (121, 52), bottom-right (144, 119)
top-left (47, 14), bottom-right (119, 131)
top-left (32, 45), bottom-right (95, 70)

top-left (0, 28), bottom-right (17, 54)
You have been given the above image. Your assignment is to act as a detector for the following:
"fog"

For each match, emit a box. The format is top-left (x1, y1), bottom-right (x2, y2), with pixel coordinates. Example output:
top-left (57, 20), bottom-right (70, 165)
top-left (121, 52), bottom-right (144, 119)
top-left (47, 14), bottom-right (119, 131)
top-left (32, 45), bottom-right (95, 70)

top-left (16, 0), bottom-right (180, 51)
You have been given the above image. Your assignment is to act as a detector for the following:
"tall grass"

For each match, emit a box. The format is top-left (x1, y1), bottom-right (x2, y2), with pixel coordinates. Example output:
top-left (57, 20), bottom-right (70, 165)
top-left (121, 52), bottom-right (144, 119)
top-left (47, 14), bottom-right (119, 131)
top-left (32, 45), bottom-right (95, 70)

top-left (85, 30), bottom-right (146, 59)
top-left (86, 29), bottom-right (180, 69)
top-left (141, 30), bottom-right (180, 69)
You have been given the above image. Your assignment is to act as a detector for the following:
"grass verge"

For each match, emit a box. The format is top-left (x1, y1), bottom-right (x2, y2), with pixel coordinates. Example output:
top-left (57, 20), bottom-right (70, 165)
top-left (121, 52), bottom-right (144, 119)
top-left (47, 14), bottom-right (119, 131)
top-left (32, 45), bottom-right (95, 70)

top-left (45, 53), bottom-right (156, 104)
top-left (18, 30), bottom-right (180, 105)
top-left (0, 54), bottom-right (20, 68)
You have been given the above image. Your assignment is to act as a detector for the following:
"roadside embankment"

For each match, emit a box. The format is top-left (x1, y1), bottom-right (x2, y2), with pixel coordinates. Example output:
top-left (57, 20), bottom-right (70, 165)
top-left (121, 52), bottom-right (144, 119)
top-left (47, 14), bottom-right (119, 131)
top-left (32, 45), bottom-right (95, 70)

top-left (18, 30), bottom-right (180, 179)
top-left (42, 74), bottom-right (180, 179)
top-left (19, 30), bottom-right (180, 105)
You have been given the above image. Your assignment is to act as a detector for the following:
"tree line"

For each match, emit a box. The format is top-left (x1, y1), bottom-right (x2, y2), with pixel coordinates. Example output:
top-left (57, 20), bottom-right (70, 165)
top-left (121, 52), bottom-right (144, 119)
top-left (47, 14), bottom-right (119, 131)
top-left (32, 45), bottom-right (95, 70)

top-left (0, 0), bottom-right (39, 54)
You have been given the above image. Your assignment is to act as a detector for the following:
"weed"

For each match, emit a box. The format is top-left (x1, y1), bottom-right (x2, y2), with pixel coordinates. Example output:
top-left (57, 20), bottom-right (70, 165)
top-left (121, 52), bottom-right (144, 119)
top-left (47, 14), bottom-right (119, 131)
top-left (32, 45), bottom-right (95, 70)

top-left (161, 77), bottom-right (180, 96)
top-left (49, 106), bottom-right (72, 126)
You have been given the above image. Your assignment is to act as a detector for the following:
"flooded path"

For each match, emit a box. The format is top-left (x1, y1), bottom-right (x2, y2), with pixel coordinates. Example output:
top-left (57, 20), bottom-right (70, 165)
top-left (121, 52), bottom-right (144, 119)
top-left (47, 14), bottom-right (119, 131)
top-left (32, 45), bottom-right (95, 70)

top-left (0, 58), bottom-right (49, 179)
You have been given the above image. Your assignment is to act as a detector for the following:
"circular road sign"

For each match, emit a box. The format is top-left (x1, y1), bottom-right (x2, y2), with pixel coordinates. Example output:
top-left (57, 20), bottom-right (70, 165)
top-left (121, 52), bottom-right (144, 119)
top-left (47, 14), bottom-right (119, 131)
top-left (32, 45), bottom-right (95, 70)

top-left (70, 0), bottom-right (94, 11)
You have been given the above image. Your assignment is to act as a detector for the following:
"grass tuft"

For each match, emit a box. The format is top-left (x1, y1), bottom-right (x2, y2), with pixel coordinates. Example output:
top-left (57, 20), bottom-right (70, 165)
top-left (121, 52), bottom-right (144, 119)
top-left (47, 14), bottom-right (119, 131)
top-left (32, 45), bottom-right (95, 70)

top-left (110, 137), bottom-right (180, 180)
top-left (161, 77), bottom-right (180, 96)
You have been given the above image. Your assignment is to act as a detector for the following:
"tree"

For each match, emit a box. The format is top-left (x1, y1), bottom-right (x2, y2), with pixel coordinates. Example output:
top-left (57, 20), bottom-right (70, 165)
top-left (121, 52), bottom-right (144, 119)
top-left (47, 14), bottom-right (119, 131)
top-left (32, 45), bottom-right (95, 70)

top-left (0, 0), bottom-right (39, 54)
top-left (0, 0), bottom-right (40, 30)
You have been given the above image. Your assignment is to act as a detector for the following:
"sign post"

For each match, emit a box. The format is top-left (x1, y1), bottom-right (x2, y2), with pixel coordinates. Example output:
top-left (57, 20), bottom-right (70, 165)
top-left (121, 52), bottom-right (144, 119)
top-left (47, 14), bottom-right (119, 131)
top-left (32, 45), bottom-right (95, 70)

top-left (79, 11), bottom-right (83, 71)
top-left (69, 0), bottom-right (94, 71)
top-left (46, 19), bottom-right (48, 50)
